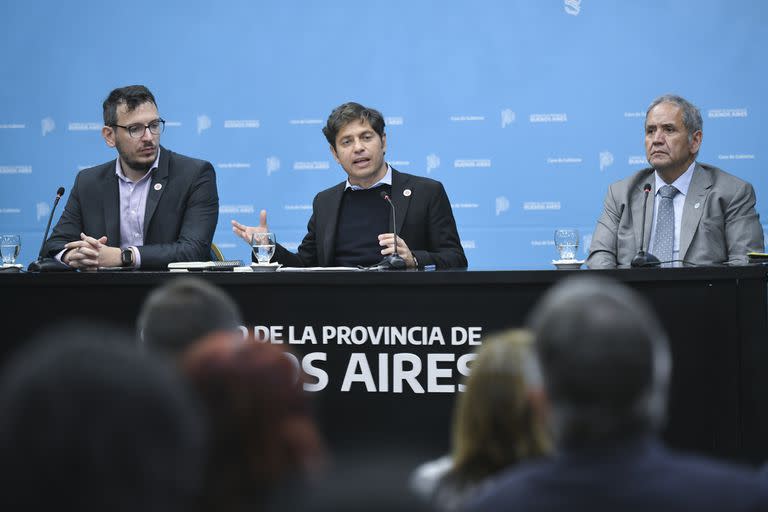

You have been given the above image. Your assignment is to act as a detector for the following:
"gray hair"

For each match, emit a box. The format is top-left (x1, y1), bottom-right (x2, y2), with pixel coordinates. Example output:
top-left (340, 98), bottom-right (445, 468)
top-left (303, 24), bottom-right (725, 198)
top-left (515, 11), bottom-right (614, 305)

top-left (527, 275), bottom-right (671, 448)
top-left (646, 94), bottom-right (703, 143)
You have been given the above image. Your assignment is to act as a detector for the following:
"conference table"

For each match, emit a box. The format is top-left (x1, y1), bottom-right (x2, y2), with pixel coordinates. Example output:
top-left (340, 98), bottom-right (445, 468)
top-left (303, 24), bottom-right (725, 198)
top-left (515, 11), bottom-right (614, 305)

top-left (2, 266), bottom-right (767, 465)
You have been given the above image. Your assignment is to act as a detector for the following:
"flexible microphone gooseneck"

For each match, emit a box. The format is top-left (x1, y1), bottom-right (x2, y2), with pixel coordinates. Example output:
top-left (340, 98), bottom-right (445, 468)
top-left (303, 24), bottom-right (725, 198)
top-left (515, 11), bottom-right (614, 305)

top-left (631, 183), bottom-right (661, 268)
top-left (375, 190), bottom-right (407, 270)
top-left (27, 186), bottom-right (73, 272)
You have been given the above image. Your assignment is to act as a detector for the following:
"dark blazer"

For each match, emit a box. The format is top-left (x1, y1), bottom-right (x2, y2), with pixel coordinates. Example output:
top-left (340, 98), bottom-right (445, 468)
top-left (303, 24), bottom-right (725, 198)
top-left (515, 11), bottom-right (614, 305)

top-left (467, 438), bottom-right (768, 512)
top-left (273, 169), bottom-right (467, 269)
top-left (587, 163), bottom-right (764, 268)
top-left (43, 147), bottom-right (219, 269)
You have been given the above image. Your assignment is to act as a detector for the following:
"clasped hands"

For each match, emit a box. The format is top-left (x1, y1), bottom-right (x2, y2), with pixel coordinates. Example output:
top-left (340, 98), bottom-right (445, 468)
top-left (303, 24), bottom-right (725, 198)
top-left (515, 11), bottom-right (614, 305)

top-left (63, 233), bottom-right (122, 270)
top-left (231, 209), bottom-right (417, 268)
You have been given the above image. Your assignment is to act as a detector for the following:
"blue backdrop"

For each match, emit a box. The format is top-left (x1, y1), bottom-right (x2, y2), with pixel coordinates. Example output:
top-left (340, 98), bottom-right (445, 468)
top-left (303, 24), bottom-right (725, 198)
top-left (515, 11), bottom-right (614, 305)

top-left (1, 0), bottom-right (765, 269)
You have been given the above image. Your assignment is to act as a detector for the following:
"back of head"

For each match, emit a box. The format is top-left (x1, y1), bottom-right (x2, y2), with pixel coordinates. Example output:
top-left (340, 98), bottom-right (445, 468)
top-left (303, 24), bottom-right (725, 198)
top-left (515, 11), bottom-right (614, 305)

top-left (0, 324), bottom-right (205, 512)
top-left (138, 277), bottom-right (243, 356)
top-left (451, 329), bottom-right (551, 484)
top-left (527, 276), bottom-right (671, 448)
top-left (181, 335), bottom-right (324, 512)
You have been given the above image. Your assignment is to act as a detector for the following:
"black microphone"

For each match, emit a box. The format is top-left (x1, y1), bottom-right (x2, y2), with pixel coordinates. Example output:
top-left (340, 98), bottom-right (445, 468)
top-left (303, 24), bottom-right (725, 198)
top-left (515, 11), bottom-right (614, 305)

top-left (375, 190), bottom-right (407, 270)
top-left (27, 186), bottom-right (72, 272)
top-left (631, 183), bottom-right (661, 268)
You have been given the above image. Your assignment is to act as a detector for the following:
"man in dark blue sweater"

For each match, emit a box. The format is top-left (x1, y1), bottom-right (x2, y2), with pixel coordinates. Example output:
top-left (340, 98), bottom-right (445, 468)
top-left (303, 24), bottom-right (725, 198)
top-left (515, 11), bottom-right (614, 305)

top-left (232, 102), bottom-right (466, 269)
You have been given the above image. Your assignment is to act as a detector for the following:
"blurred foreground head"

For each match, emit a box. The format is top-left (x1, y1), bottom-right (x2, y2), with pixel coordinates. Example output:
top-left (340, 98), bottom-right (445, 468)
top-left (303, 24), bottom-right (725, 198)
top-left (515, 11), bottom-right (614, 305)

top-left (182, 335), bottom-right (325, 512)
top-left (528, 275), bottom-right (671, 448)
top-left (0, 325), bottom-right (205, 512)
top-left (451, 329), bottom-right (550, 482)
top-left (138, 277), bottom-right (243, 355)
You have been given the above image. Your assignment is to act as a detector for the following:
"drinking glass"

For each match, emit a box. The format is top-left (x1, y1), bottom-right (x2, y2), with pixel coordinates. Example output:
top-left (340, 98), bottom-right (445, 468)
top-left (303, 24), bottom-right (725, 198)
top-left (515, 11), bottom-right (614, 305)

top-left (554, 229), bottom-right (579, 261)
top-left (251, 232), bottom-right (276, 264)
top-left (0, 234), bottom-right (21, 265)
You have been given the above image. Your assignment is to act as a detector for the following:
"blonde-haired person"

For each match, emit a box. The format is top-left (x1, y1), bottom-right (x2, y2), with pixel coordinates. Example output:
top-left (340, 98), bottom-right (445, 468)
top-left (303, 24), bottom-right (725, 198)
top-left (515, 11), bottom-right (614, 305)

top-left (411, 329), bottom-right (551, 511)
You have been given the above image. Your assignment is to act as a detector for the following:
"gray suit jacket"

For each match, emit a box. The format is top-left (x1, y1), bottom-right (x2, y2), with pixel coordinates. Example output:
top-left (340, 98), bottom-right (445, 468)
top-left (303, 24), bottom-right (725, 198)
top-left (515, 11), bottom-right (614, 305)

top-left (43, 147), bottom-right (219, 269)
top-left (587, 163), bottom-right (764, 268)
top-left (272, 169), bottom-right (467, 269)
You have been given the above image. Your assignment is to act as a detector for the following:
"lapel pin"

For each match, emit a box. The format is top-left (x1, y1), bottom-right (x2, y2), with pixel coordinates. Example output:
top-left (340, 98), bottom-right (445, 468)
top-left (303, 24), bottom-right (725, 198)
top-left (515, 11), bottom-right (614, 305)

top-left (694, 202), bottom-right (700, 209)
top-left (403, 189), bottom-right (412, 197)
top-left (154, 183), bottom-right (162, 191)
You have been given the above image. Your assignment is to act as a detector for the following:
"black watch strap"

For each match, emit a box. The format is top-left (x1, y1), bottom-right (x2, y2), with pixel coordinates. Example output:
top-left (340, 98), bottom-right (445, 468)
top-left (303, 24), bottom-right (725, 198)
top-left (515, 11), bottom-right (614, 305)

top-left (121, 248), bottom-right (133, 267)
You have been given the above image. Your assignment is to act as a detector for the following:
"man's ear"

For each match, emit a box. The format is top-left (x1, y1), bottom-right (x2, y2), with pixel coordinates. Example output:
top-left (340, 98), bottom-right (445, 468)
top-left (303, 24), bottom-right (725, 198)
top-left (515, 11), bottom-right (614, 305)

top-left (102, 126), bottom-right (116, 148)
top-left (381, 132), bottom-right (387, 155)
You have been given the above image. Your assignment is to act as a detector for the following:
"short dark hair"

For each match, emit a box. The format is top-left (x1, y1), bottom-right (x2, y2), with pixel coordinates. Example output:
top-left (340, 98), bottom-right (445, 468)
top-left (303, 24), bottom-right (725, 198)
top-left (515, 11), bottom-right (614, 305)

top-left (527, 276), bottom-right (671, 448)
top-left (103, 85), bottom-right (157, 126)
top-left (322, 102), bottom-right (385, 149)
top-left (138, 277), bottom-right (243, 355)
top-left (0, 325), bottom-right (205, 512)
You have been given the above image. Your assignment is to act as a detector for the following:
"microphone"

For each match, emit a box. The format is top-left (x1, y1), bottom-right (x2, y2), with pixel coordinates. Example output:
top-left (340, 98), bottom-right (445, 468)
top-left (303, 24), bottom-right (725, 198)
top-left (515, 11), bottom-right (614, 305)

top-left (375, 190), bottom-right (407, 270)
top-left (631, 183), bottom-right (661, 268)
top-left (27, 186), bottom-right (72, 272)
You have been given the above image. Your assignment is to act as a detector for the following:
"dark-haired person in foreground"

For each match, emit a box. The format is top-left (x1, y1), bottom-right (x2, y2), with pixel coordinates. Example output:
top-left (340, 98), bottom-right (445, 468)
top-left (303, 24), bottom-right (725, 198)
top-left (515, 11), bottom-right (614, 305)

top-left (587, 94), bottom-right (763, 268)
top-left (42, 85), bottom-right (219, 270)
top-left (0, 326), bottom-right (205, 512)
top-left (468, 276), bottom-right (768, 512)
top-left (138, 277), bottom-right (243, 356)
top-left (232, 102), bottom-right (466, 269)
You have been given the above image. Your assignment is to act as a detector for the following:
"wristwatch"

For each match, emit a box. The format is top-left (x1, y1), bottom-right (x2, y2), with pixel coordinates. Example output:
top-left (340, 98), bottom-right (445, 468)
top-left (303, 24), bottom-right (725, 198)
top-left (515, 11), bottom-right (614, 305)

top-left (121, 248), bottom-right (134, 267)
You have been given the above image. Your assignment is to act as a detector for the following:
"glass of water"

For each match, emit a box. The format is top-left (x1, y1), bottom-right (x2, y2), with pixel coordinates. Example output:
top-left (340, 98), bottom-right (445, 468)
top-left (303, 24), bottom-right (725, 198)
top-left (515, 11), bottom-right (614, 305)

top-left (251, 232), bottom-right (276, 264)
top-left (554, 228), bottom-right (579, 261)
top-left (0, 234), bottom-right (21, 265)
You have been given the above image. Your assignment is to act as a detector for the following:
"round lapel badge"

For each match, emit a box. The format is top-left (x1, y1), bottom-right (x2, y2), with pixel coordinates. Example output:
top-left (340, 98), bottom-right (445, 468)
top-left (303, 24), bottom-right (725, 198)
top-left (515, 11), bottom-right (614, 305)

top-left (403, 189), bottom-right (412, 197)
top-left (154, 183), bottom-right (162, 191)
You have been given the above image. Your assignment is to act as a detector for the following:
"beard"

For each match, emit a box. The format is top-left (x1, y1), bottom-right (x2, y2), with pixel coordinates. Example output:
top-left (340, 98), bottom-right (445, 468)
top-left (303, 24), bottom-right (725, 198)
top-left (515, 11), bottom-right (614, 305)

top-left (116, 141), bottom-right (157, 174)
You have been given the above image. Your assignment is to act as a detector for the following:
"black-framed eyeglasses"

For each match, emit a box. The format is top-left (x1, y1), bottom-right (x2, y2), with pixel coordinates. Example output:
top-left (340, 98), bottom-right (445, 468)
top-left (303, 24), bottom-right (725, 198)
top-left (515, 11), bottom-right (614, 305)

top-left (112, 118), bottom-right (165, 138)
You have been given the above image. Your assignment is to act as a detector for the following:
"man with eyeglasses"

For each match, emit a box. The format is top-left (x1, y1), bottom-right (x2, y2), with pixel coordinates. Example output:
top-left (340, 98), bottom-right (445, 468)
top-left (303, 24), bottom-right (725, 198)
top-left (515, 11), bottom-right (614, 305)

top-left (42, 85), bottom-right (219, 270)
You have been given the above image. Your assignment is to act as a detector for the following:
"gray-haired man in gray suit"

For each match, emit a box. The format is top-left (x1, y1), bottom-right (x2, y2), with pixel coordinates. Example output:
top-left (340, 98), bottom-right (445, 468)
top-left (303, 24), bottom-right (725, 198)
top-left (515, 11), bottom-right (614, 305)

top-left (587, 94), bottom-right (764, 268)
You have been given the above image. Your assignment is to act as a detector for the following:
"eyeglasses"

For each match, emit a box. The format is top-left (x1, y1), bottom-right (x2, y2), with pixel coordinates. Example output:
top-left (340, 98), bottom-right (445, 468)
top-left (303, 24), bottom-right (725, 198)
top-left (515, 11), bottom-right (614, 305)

top-left (112, 118), bottom-right (165, 138)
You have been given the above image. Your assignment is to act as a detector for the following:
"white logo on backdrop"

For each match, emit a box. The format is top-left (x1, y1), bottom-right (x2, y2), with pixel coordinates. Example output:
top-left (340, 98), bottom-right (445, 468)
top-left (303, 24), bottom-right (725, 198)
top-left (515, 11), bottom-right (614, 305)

top-left (224, 119), bottom-right (260, 128)
top-left (389, 160), bottom-right (410, 168)
top-left (284, 204), bottom-right (312, 211)
top-left (218, 163), bottom-right (251, 169)
top-left (454, 159), bottom-right (491, 168)
top-left (624, 112), bottom-right (644, 118)
top-left (165, 121), bottom-right (182, 127)
top-left (293, 161), bottom-right (330, 170)
top-left (385, 116), bottom-right (404, 126)
top-left (197, 115), bottom-right (211, 135)
top-left (426, 154), bottom-right (440, 174)
top-left (36, 202), bottom-right (50, 221)
top-left (496, 197), bottom-right (510, 216)
top-left (461, 240), bottom-right (476, 249)
top-left (41, 117), bottom-right (55, 136)
top-left (267, 156), bottom-right (281, 176)
top-left (523, 202), bottom-right (561, 211)
top-left (219, 205), bottom-right (255, 214)
top-left (628, 156), bottom-right (646, 166)
top-left (564, 0), bottom-right (581, 16)
top-left (708, 108), bottom-right (748, 118)
top-left (530, 113), bottom-right (568, 123)
top-left (718, 154), bottom-right (755, 160)
top-left (501, 109), bottom-right (516, 128)
top-left (0, 166), bottom-right (32, 174)
top-left (450, 115), bottom-right (485, 122)
top-left (67, 122), bottom-right (100, 131)
top-left (451, 203), bottom-right (479, 209)
top-left (289, 119), bottom-right (322, 125)
top-left (0, 124), bottom-right (24, 129)
top-left (547, 157), bottom-right (582, 164)
top-left (599, 151), bottom-right (614, 172)
top-left (0, 208), bottom-right (21, 214)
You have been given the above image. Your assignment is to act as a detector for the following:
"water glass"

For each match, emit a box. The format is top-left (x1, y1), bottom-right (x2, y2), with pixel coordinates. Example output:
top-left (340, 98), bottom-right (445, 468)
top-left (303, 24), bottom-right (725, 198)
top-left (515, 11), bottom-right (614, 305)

top-left (0, 234), bottom-right (21, 265)
top-left (554, 229), bottom-right (579, 261)
top-left (251, 232), bottom-right (276, 264)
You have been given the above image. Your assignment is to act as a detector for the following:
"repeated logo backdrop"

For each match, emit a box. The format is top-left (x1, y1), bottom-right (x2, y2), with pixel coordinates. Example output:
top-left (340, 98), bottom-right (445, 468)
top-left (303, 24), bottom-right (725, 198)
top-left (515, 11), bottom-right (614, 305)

top-left (1, 0), bottom-right (765, 269)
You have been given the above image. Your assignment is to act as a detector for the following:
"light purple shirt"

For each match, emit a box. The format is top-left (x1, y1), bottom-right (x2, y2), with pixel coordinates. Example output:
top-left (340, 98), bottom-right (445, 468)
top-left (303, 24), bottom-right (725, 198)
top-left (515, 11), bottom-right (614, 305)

top-left (115, 149), bottom-right (161, 268)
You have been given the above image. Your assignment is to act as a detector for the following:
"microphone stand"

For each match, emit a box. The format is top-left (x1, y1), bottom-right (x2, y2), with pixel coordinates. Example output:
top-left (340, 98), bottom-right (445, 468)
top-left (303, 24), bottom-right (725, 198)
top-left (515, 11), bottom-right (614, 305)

top-left (375, 191), bottom-right (407, 270)
top-left (28, 187), bottom-right (73, 272)
top-left (631, 183), bottom-right (661, 268)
